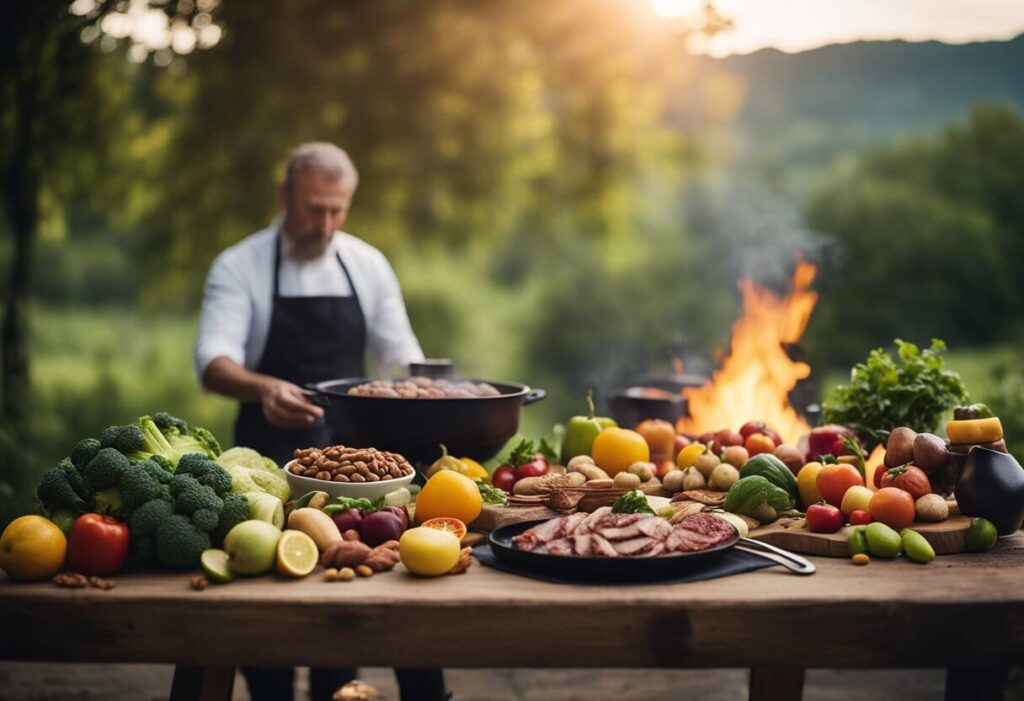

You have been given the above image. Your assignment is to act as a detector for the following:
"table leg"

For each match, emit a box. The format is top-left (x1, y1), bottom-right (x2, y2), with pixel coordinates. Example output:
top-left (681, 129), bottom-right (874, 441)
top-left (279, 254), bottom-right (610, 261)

top-left (945, 666), bottom-right (1008, 701)
top-left (749, 667), bottom-right (805, 701)
top-left (170, 664), bottom-right (236, 701)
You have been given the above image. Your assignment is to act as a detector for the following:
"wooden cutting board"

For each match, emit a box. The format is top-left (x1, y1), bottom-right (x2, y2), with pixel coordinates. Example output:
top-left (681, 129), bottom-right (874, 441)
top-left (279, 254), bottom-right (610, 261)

top-left (749, 513), bottom-right (972, 557)
top-left (470, 503), bottom-right (562, 533)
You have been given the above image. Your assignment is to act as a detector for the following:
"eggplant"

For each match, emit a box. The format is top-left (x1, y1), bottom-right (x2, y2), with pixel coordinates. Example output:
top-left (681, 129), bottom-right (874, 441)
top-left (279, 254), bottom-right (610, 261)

top-left (954, 447), bottom-right (1024, 536)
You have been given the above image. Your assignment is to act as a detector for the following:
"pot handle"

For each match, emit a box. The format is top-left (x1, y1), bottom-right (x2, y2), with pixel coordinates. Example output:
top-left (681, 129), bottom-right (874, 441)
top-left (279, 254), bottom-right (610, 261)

top-left (523, 388), bottom-right (547, 406)
top-left (302, 384), bottom-right (329, 408)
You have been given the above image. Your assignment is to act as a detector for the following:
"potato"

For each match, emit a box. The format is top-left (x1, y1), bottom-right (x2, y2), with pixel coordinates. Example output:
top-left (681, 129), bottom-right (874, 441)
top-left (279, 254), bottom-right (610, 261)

top-left (912, 433), bottom-right (949, 475)
top-left (682, 466), bottom-right (706, 491)
top-left (722, 446), bottom-right (750, 469)
top-left (915, 493), bottom-right (949, 522)
top-left (613, 472), bottom-right (642, 490)
top-left (567, 455), bottom-right (596, 472)
top-left (627, 461), bottom-right (655, 482)
top-left (885, 427), bottom-right (917, 467)
top-left (694, 453), bottom-right (722, 480)
top-left (709, 463), bottom-right (740, 491)
top-left (662, 469), bottom-right (686, 494)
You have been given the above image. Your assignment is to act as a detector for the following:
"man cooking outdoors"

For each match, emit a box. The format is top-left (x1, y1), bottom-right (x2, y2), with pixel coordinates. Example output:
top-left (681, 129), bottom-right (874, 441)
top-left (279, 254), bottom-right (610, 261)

top-left (194, 142), bottom-right (446, 701)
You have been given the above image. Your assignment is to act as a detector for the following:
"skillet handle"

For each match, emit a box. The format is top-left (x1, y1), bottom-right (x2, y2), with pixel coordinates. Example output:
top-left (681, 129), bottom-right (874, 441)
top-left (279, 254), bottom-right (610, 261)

top-left (735, 537), bottom-right (816, 576)
top-left (302, 385), bottom-right (329, 408)
top-left (523, 388), bottom-right (547, 406)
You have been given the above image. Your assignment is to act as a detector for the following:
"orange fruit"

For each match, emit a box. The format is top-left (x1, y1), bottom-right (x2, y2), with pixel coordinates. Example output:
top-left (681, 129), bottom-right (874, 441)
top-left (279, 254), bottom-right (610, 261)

top-left (415, 470), bottom-right (483, 525)
top-left (591, 427), bottom-right (650, 476)
top-left (0, 515), bottom-right (67, 581)
top-left (421, 517), bottom-right (468, 541)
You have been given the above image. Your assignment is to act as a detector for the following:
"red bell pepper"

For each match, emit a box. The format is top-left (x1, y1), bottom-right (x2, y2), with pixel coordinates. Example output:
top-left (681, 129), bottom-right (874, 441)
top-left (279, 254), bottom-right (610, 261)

top-left (806, 502), bottom-right (845, 534)
top-left (67, 513), bottom-right (130, 576)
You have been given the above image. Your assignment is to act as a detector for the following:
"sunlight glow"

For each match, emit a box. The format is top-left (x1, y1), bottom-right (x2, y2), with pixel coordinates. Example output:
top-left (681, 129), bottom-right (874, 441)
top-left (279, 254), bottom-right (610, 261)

top-left (651, 0), bottom-right (700, 20)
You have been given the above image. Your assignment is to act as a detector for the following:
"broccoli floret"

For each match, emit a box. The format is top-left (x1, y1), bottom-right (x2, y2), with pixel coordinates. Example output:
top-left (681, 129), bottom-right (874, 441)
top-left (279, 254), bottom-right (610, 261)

top-left (213, 493), bottom-right (252, 544)
top-left (155, 514), bottom-right (211, 569)
top-left (119, 466), bottom-right (165, 511)
top-left (190, 427), bottom-right (222, 457)
top-left (83, 448), bottom-right (130, 490)
top-left (129, 498), bottom-right (174, 537)
top-left (70, 438), bottom-right (102, 470)
top-left (149, 454), bottom-right (175, 473)
top-left (175, 482), bottom-right (223, 515)
top-left (191, 508), bottom-right (219, 533)
top-left (153, 412), bottom-right (189, 434)
top-left (58, 458), bottom-right (92, 502)
top-left (93, 487), bottom-right (124, 519)
top-left (136, 458), bottom-right (173, 485)
top-left (37, 466), bottom-right (86, 514)
top-left (130, 415), bottom-right (221, 466)
top-left (177, 453), bottom-right (233, 496)
top-left (170, 473), bottom-right (201, 497)
top-left (100, 424), bottom-right (146, 455)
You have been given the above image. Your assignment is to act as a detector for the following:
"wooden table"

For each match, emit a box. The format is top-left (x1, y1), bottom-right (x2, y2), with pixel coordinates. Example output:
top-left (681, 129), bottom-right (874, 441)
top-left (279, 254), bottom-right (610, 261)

top-left (2, 533), bottom-right (1022, 701)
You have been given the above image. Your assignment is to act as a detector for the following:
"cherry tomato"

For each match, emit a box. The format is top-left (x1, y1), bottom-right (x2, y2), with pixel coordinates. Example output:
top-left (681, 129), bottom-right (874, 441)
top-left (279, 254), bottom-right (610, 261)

top-left (739, 421), bottom-right (769, 440)
top-left (67, 513), bottom-right (129, 577)
top-left (849, 509), bottom-right (872, 526)
top-left (744, 433), bottom-right (776, 456)
top-left (491, 466), bottom-right (517, 492)
top-left (873, 462), bottom-right (886, 489)
top-left (806, 502), bottom-right (844, 533)
top-left (714, 430), bottom-right (744, 448)
top-left (816, 463), bottom-right (865, 507)
top-left (880, 464), bottom-right (931, 501)
top-left (868, 487), bottom-right (916, 530)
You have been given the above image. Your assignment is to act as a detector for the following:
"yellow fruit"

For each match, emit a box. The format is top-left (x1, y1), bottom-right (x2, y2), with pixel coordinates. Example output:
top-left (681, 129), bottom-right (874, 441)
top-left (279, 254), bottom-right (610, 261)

top-left (591, 428), bottom-right (650, 477)
top-left (400, 527), bottom-right (461, 576)
top-left (0, 515), bottom-right (67, 581)
top-left (676, 443), bottom-right (706, 469)
top-left (459, 457), bottom-right (489, 482)
top-left (415, 470), bottom-right (483, 525)
top-left (275, 529), bottom-right (318, 578)
top-left (946, 417), bottom-right (1003, 444)
top-left (797, 462), bottom-right (824, 508)
top-left (841, 485), bottom-right (874, 516)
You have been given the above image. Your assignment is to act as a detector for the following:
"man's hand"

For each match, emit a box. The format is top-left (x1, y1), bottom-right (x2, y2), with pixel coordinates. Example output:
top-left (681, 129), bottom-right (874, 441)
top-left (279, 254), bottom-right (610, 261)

top-left (259, 379), bottom-right (325, 428)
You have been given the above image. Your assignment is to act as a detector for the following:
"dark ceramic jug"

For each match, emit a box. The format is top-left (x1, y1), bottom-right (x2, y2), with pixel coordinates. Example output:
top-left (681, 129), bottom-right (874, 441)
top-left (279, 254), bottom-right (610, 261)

top-left (954, 446), bottom-right (1024, 536)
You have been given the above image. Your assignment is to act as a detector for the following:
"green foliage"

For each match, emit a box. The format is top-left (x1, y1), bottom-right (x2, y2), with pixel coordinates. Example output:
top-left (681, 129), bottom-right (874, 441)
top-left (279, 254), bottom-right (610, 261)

top-left (822, 339), bottom-right (969, 442)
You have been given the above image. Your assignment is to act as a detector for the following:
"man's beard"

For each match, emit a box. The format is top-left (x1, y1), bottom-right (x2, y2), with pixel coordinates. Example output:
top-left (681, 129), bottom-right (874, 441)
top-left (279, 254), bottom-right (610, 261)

top-left (289, 231), bottom-right (332, 260)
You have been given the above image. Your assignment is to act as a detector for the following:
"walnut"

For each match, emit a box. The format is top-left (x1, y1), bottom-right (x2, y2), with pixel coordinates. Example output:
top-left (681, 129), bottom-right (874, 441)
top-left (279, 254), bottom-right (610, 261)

top-left (448, 547), bottom-right (474, 575)
top-left (190, 575), bottom-right (208, 591)
top-left (320, 540), bottom-right (372, 569)
top-left (362, 545), bottom-right (400, 572)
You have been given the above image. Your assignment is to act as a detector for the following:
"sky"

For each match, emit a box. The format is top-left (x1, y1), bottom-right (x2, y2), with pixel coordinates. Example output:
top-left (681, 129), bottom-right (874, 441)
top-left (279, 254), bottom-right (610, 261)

top-left (651, 0), bottom-right (1024, 56)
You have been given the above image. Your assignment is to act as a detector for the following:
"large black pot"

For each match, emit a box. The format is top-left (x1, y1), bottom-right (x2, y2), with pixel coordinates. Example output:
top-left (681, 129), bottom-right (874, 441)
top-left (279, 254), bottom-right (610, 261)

top-left (306, 378), bottom-right (546, 465)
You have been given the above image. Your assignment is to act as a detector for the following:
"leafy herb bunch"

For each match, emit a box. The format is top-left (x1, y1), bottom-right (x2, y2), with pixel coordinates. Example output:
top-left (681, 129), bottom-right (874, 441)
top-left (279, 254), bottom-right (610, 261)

top-left (822, 339), bottom-right (968, 444)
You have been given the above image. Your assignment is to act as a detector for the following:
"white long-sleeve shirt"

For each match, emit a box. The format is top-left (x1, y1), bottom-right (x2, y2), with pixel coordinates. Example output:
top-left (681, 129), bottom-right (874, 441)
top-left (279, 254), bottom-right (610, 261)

top-left (194, 225), bottom-right (424, 385)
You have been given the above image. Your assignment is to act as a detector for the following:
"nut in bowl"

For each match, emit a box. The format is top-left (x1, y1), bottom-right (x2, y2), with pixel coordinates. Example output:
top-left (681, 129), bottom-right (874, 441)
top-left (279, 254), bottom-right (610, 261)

top-left (284, 445), bottom-right (416, 500)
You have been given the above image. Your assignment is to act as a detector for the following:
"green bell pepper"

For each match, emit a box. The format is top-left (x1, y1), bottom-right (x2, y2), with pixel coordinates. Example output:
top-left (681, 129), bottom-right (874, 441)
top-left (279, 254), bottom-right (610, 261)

top-left (559, 391), bottom-right (617, 465)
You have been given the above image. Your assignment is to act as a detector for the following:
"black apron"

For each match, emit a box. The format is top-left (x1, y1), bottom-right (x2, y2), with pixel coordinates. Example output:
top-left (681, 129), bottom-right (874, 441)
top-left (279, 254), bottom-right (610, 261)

top-left (233, 232), bottom-right (366, 467)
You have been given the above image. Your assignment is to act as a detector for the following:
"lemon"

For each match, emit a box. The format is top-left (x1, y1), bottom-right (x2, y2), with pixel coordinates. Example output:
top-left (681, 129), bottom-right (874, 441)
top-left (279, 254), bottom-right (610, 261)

top-left (399, 527), bottom-right (460, 576)
top-left (0, 515), bottom-right (67, 581)
top-left (275, 529), bottom-right (319, 577)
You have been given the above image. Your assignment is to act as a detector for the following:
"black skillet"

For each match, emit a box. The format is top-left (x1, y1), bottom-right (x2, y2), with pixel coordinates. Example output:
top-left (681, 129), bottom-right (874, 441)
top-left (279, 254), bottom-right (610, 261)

top-left (488, 519), bottom-right (815, 582)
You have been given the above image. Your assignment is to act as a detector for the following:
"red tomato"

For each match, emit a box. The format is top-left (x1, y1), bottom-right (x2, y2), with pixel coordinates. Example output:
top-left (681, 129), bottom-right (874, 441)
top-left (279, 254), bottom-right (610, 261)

top-left (873, 462), bottom-right (886, 489)
top-left (715, 430), bottom-right (744, 448)
top-left (762, 427), bottom-right (783, 447)
top-left (744, 433), bottom-right (776, 456)
top-left (816, 463), bottom-right (865, 507)
top-left (868, 487), bottom-right (916, 530)
top-left (514, 456), bottom-right (549, 480)
top-left (698, 431), bottom-right (717, 445)
top-left (491, 466), bottom-right (517, 492)
top-left (849, 509), bottom-right (872, 526)
top-left (67, 514), bottom-right (129, 577)
top-left (806, 503), bottom-right (844, 533)
top-left (880, 464), bottom-right (931, 501)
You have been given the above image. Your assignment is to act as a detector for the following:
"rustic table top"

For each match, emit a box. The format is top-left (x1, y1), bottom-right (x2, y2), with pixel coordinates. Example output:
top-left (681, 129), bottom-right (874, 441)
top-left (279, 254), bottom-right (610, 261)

top-left (2, 533), bottom-right (1022, 670)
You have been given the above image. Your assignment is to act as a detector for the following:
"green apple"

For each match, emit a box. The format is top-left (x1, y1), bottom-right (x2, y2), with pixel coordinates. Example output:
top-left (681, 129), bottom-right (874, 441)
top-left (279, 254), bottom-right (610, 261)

top-left (224, 520), bottom-right (281, 576)
top-left (200, 548), bottom-right (235, 584)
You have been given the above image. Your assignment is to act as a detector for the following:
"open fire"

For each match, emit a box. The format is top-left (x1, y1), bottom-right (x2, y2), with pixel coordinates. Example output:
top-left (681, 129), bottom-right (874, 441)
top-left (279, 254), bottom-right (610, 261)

top-left (677, 261), bottom-right (818, 445)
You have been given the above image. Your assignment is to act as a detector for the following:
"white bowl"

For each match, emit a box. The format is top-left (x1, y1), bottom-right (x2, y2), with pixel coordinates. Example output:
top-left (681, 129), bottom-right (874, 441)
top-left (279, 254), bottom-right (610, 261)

top-left (283, 459), bottom-right (415, 501)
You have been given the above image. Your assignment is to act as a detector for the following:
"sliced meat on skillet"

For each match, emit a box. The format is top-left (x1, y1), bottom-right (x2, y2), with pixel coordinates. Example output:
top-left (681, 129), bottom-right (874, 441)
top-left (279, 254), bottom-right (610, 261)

top-left (561, 511), bottom-right (589, 536)
top-left (595, 523), bottom-right (643, 541)
top-left (611, 536), bottom-right (661, 557)
top-left (589, 533), bottom-right (619, 557)
top-left (636, 517), bottom-right (673, 540)
top-left (547, 538), bottom-right (574, 556)
top-left (571, 533), bottom-right (593, 555)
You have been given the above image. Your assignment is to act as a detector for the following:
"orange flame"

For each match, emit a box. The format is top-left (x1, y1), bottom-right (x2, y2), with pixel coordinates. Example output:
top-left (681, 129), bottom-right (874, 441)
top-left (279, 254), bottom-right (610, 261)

top-left (677, 261), bottom-right (818, 445)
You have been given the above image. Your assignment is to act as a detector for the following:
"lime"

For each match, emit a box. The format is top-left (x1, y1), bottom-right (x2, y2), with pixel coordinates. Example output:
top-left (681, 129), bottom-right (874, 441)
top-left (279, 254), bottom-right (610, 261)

top-left (200, 548), bottom-right (235, 584)
top-left (275, 530), bottom-right (318, 578)
top-left (864, 522), bottom-right (902, 558)
top-left (965, 518), bottom-right (998, 552)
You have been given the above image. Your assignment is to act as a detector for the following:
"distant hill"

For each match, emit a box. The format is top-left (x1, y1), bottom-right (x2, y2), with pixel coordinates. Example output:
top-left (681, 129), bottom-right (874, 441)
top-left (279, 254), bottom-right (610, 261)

top-left (690, 34), bottom-right (1024, 171)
